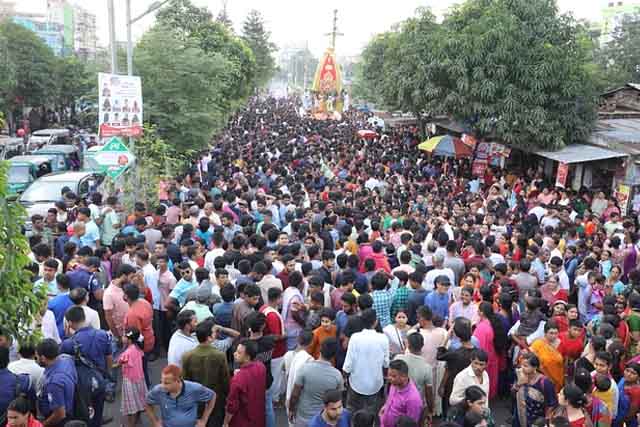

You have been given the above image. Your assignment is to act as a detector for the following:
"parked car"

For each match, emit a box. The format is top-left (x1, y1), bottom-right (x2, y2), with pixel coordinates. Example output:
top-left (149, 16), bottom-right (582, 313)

top-left (0, 136), bottom-right (24, 160)
top-left (27, 128), bottom-right (72, 151)
top-left (8, 155), bottom-right (54, 195)
top-left (19, 171), bottom-right (105, 229)
top-left (34, 145), bottom-right (82, 172)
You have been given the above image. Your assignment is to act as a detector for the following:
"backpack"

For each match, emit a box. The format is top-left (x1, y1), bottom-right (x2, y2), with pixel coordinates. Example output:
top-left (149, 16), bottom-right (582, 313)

top-left (69, 336), bottom-right (109, 423)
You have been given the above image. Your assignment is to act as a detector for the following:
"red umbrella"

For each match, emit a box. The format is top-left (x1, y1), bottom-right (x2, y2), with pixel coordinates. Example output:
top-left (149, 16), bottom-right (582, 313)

top-left (357, 129), bottom-right (378, 140)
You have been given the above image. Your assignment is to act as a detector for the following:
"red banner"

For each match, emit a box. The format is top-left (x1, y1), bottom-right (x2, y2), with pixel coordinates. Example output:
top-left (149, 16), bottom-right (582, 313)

top-left (472, 159), bottom-right (488, 176)
top-left (99, 123), bottom-right (143, 138)
top-left (555, 162), bottom-right (568, 188)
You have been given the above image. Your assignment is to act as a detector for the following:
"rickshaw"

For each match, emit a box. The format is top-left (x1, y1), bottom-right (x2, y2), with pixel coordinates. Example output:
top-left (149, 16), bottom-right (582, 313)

top-left (34, 144), bottom-right (82, 171)
top-left (8, 155), bottom-right (54, 194)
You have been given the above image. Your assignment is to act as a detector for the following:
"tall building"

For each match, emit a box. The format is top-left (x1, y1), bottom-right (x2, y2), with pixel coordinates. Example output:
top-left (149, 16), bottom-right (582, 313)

top-left (0, 0), bottom-right (15, 20)
top-left (600, 0), bottom-right (640, 43)
top-left (73, 4), bottom-right (97, 59)
top-left (12, 15), bottom-right (65, 56)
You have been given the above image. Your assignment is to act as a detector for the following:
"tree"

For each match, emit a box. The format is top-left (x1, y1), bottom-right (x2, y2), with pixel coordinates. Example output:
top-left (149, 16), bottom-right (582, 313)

top-left (0, 161), bottom-right (44, 343)
top-left (242, 9), bottom-right (276, 86)
top-left (157, 0), bottom-right (257, 104)
top-left (435, 0), bottom-right (598, 149)
top-left (51, 55), bottom-right (91, 122)
top-left (355, 9), bottom-right (446, 134)
top-left (599, 13), bottom-right (640, 88)
top-left (118, 125), bottom-right (190, 209)
top-left (0, 20), bottom-right (56, 132)
top-left (134, 25), bottom-right (234, 152)
top-left (216, 1), bottom-right (233, 29)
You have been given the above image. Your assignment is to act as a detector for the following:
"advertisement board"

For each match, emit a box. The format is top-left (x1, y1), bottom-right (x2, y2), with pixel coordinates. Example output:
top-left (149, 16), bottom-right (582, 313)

top-left (98, 73), bottom-right (143, 138)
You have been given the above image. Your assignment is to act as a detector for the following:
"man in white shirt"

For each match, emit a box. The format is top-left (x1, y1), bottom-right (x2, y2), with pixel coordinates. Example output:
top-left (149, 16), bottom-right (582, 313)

top-left (549, 256), bottom-right (570, 291)
top-left (136, 250), bottom-right (160, 311)
top-left (423, 254), bottom-right (455, 292)
top-left (167, 309), bottom-right (198, 367)
top-left (8, 344), bottom-right (44, 389)
top-left (64, 288), bottom-right (101, 331)
top-left (343, 308), bottom-right (389, 413)
top-left (450, 349), bottom-right (490, 407)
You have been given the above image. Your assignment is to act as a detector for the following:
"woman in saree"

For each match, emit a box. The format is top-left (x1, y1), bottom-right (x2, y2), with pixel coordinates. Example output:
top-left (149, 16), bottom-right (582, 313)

top-left (513, 353), bottom-right (558, 427)
top-left (474, 302), bottom-right (507, 399)
top-left (530, 321), bottom-right (564, 392)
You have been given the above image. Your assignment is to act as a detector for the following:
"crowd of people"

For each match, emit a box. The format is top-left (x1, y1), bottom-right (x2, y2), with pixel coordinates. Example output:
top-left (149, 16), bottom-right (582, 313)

top-left (2, 95), bottom-right (640, 427)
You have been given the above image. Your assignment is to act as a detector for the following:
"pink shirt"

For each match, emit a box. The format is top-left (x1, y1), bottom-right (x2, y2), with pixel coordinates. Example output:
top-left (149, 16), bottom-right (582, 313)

top-left (103, 283), bottom-right (129, 336)
top-left (166, 206), bottom-right (181, 225)
top-left (380, 380), bottom-right (423, 427)
top-left (119, 344), bottom-right (145, 382)
top-left (157, 269), bottom-right (177, 312)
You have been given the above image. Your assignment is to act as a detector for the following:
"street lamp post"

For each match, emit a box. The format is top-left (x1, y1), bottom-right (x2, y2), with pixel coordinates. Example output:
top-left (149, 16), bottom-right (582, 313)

top-left (126, 0), bottom-right (171, 77)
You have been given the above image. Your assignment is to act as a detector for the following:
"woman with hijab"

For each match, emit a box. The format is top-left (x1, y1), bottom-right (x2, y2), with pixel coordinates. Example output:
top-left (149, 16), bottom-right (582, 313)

top-left (281, 271), bottom-right (307, 350)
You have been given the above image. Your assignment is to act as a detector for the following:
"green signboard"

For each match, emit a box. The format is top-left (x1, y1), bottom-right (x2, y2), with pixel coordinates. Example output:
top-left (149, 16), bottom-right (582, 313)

top-left (93, 137), bottom-right (135, 179)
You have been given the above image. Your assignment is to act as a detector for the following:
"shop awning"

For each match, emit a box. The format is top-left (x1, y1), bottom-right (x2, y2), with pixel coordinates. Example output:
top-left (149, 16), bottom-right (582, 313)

top-left (535, 144), bottom-right (628, 164)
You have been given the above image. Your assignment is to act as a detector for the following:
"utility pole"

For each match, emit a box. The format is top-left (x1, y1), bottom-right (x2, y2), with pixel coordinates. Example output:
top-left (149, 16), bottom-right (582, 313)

top-left (126, 0), bottom-right (133, 76)
top-left (324, 9), bottom-right (344, 51)
top-left (107, 0), bottom-right (117, 73)
top-left (303, 41), bottom-right (309, 93)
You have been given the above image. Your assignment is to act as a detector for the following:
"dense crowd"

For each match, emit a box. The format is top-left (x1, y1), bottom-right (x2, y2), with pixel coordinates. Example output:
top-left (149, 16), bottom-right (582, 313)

top-left (2, 95), bottom-right (640, 427)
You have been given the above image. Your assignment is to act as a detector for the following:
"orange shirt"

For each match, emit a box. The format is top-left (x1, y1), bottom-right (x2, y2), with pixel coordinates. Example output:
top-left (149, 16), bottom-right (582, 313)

top-left (309, 324), bottom-right (337, 360)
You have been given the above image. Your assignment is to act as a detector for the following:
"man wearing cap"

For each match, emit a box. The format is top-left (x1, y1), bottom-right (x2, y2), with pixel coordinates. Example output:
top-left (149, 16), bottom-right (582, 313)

top-left (423, 275), bottom-right (451, 322)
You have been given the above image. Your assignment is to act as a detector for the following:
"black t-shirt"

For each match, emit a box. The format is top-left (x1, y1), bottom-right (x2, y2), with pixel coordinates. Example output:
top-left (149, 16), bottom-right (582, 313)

top-left (253, 335), bottom-right (275, 389)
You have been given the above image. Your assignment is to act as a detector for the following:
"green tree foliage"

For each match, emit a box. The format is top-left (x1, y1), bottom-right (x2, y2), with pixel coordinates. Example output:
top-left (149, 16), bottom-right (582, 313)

top-left (134, 26), bottom-right (234, 152)
top-left (598, 13), bottom-right (640, 88)
top-left (157, 0), bottom-right (257, 106)
top-left (0, 20), bottom-right (56, 130)
top-left (51, 55), bottom-right (92, 120)
top-left (0, 161), bottom-right (44, 344)
top-left (242, 9), bottom-right (277, 87)
top-left (119, 125), bottom-right (190, 210)
top-left (439, 0), bottom-right (598, 149)
top-left (356, 0), bottom-right (598, 150)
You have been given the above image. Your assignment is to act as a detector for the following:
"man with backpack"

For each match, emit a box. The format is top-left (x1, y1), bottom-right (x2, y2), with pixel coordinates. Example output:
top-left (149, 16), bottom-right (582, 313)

top-left (36, 339), bottom-right (77, 427)
top-left (60, 306), bottom-right (112, 427)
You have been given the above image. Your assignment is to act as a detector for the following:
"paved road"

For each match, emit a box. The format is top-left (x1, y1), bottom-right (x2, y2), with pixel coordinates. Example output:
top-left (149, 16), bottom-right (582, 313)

top-left (103, 357), bottom-right (513, 427)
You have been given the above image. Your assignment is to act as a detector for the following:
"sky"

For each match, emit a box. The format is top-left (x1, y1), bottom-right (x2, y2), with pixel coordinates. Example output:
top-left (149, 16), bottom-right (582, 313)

top-left (17, 0), bottom-right (604, 57)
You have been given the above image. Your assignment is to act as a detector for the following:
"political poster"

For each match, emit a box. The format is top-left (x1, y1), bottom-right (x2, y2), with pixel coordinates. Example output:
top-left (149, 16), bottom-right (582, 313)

top-left (98, 73), bottom-right (143, 138)
top-left (555, 162), bottom-right (569, 188)
top-left (616, 184), bottom-right (631, 214)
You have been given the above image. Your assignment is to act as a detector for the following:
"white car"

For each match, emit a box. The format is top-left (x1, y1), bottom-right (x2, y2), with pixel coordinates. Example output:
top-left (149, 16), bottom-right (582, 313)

top-left (28, 129), bottom-right (72, 151)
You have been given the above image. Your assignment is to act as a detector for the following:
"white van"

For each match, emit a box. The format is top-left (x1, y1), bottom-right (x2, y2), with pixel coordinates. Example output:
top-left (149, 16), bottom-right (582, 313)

top-left (28, 128), bottom-right (72, 150)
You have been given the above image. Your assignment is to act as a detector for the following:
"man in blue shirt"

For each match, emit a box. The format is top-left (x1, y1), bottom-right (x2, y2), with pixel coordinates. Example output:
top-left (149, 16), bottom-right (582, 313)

top-left (60, 306), bottom-right (112, 371)
top-left (0, 347), bottom-right (31, 420)
top-left (309, 389), bottom-right (352, 427)
top-left (424, 275), bottom-right (451, 322)
top-left (48, 274), bottom-right (74, 339)
top-left (77, 207), bottom-right (100, 250)
top-left (60, 306), bottom-right (111, 427)
top-left (145, 364), bottom-right (216, 427)
top-left (167, 262), bottom-right (198, 312)
top-left (66, 256), bottom-right (103, 311)
top-left (36, 339), bottom-right (77, 427)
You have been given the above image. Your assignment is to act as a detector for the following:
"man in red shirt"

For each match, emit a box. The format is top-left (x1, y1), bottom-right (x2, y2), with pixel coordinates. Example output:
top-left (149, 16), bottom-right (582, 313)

top-left (224, 340), bottom-right (267, 427)
top-left (123, 283), bottom-right (155, 385)
top-left (259, 287), bottom-right (286, 407)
